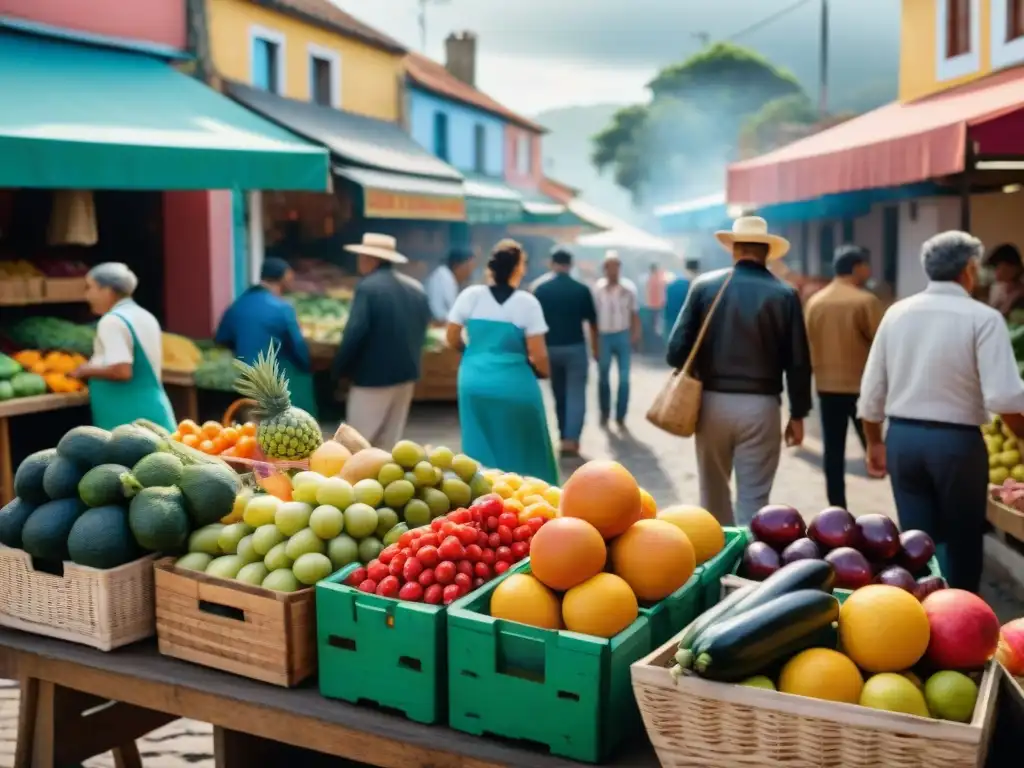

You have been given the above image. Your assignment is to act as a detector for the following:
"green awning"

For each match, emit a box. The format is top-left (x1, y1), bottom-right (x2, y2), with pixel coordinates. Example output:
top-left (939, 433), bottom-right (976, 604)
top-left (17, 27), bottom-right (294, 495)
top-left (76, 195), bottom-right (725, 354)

top-left (518, 189), bottom-right (591, 227)
top-left (463, 175), bottom-right (523, 225)
top-left (0, 31), bottom-right (330, 191)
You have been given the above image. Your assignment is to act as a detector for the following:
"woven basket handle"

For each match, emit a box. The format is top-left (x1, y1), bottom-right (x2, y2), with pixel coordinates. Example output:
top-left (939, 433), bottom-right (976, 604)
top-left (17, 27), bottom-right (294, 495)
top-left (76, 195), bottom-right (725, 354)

top-left (680, 270), bottom-right (733, 376)
top-left (223, 398), bottom-right (257, 427)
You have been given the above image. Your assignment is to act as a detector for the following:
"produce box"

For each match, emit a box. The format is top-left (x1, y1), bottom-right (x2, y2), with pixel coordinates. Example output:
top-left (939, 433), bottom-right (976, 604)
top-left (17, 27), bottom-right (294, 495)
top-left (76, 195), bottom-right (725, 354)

top-left (639, 573), bottom-right (701, 650)
top-left (413, 347), bottom-right (460, 402)
top-left (631, 627), bottom-right (1001, 768)
top-left (154, 558), bottom-right (316, 687)
top-left (0, 547), bottom-right (156, 651)
top-left (987, 491), bottom-right (1024, 544)
top-left (721, 554), bottom-right (943, 604)
top-left (44, 276), bottom-right (87, 303)
top-left (693, 526), bottom-right (749, 611)
top-left (317, 560), bottom-right (525, 725)
top-left (446, 561), bottom-right (651, 764)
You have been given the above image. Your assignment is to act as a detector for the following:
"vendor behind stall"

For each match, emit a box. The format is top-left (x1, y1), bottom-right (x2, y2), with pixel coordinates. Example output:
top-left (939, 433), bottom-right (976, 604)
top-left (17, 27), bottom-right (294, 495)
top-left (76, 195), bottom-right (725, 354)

top-left (986, 243), bottom-right (1024, 318)
top-left (425, 248), bottom-right (476, 323)
top-left (215, 257), bottom-right (316, 417)
top-left (73, 263), bottom-right (176, 431)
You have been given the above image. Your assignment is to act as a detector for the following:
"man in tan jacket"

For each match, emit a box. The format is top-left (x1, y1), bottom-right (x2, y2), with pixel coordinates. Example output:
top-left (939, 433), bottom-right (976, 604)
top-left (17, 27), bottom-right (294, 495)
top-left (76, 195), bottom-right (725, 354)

top-left (805, 245), bottom-right (884, 510)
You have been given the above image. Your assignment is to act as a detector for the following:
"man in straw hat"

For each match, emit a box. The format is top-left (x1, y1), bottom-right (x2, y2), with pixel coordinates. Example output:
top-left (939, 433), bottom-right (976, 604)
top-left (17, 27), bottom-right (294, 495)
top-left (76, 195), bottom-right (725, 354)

top-left (666, 216), bottom-right (812, 526)
top-left (332, 233), bottom-right (431, 448)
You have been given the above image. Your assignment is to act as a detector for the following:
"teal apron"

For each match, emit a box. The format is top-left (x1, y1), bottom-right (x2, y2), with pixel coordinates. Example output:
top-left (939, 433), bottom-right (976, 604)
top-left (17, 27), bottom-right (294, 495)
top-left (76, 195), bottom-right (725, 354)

top-left (279, 354), bottom-right (318, 419)
top-left (89, 311), bottom-right (176, 432)
top-left (458, 319), bottom-right (559, 485)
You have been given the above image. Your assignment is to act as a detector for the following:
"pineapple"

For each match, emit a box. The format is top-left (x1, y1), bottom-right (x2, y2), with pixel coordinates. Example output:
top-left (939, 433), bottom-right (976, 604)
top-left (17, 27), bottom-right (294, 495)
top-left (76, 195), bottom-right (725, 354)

top-left (233, 346), bottom-right (323, 461)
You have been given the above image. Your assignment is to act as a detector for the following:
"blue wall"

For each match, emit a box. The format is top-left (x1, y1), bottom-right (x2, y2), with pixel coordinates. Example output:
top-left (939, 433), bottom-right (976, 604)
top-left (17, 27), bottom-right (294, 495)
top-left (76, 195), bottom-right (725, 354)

top-left (408, 87), bottom-right (504, 177)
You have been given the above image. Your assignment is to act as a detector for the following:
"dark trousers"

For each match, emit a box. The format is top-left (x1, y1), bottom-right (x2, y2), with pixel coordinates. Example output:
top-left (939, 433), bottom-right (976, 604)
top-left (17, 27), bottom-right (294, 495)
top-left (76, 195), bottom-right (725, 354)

top-left (886, 418), bottom-right (988, 593)
top-left (818, 392), bottom-right (866, 510)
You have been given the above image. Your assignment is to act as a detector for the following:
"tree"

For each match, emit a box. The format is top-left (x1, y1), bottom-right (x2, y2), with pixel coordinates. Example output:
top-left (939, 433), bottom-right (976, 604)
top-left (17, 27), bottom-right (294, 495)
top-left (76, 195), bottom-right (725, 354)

top-left (737, 93), bottom-right (818, 158)
top-left (591, 43), bottom-right (815, 205)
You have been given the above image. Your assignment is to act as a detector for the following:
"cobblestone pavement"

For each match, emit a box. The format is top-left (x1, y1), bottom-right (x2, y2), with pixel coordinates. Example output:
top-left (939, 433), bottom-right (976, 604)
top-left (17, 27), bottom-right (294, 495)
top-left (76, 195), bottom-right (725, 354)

top-left (0, 357), bottom-right (1020, 766)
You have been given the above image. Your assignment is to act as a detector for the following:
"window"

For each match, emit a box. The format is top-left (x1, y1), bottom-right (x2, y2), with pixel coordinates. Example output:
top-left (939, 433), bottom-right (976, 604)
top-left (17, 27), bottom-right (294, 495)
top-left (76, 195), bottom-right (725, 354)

top-left (250, 26), bottom-right (285, 94)
top-left (433, 112), bottom-right (449, 161)
top-left (517, 135), bottom-right (531, 175)
top-left (473, 124), bottom-right (487, 173)
top-left (946, 0), bottom-right (971, 57)
top-left (937, 0), bottom-right (980, 81)
top-left (307, 45), bottom-right (341, 108)
top-left (1009, 0), bottom-right (1024, 41)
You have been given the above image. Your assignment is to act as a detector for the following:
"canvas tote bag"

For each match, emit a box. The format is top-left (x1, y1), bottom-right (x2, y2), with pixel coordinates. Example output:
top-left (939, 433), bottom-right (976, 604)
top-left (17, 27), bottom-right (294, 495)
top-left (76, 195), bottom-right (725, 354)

top-left (646, 270), bottom-right (733, 437)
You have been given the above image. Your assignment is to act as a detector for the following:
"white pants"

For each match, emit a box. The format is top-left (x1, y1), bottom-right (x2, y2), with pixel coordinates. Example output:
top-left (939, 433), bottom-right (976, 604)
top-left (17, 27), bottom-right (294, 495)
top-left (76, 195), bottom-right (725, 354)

top-left (346, 382), bottom-right (416, 449)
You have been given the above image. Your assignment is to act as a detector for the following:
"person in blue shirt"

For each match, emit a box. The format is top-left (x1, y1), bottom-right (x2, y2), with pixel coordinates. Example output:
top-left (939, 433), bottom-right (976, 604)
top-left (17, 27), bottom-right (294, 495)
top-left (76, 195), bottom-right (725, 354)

top-left (664, 258), bottom-right (699, 351)
top-left (215, 257), bottom-right (316, 416)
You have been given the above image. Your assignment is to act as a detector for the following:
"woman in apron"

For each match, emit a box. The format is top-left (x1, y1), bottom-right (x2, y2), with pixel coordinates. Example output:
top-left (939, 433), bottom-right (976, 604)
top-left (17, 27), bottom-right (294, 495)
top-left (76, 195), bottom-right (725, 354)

top-left (446, 240), bottom-right (558, 485)
top-left (74, 263), bottom-right (176, 431)
top-left (215, 257), bottom-right (317, 417)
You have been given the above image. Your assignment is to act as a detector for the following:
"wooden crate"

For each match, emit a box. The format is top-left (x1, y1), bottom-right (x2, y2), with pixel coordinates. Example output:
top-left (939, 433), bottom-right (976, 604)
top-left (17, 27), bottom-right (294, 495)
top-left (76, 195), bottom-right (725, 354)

top-left (414, 347), bottom-right (460, 402)
top-left (987, 493), bottom-right (1024, 544)
top-left (44, 276), bottom-right (87, 302)
top-left (154, 558), bottom-right (316, 687)
top-left (0, 277), bottom-right (27, 305)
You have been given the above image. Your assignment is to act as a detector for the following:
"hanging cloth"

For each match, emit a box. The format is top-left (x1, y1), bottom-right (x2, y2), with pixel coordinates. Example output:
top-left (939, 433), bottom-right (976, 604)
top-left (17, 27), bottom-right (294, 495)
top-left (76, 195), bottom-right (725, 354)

top-left (47, 190), bottom-right (98, 246)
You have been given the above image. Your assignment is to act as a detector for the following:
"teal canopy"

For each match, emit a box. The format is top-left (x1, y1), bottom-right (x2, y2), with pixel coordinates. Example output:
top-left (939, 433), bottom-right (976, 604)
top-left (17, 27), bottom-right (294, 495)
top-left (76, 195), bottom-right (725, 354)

top-left (0, 31), bottom-right (330, 191)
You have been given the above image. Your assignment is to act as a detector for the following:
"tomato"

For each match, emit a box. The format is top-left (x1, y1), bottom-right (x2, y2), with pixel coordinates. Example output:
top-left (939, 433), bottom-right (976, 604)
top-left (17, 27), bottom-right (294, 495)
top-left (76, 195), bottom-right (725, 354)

top-left (472, 576), bottom-right (486, 589)
top-left (457, 560), bottom-right (474, 577)
top-left (388, 553), bottom-right (408, 578)
top-left (474, 562), bottom-right (492, 580)
top-left (367, 561), bottom-right (389, 584)
top-left (402, 557), bottom-right (424, 583)
top-left (455, 525), bottom-right (478, 546)
top-left (485, 516), bottom-right (500, 531)
top-left (480, 548), bottom-right (496, 567)
top-left (498, 512), bottom-right (519, 529)
top-left (465, 544), bottom-right (483, 562)
top-left (431, 518), bottom-right (446, 532)
top-left (527, 517), bottom-right (546, 533)
top-left (442, 584), bottom-right (462, 605)
top-left (497, 525), bottom-right (514, 546)
top-left (398, 582), bottom-right (424, 602)
top-left (418, 532), bottom-right (440, 549)
top-left (345, 567), bottom-right (367, 587)
top-left (376, 576), bottom-right (400, 598)
top-left (424, 584), bottom-right (444, 605)
top-left (398, 531), bottom-right (417, 548)
top-left (511, 541), bottom-right (530, 560)
top-left (454, 572), bottom-right (472, 591)
top-left (441, 521), bottom-right (458, 537)
top-left (435, 561), bottom-right (457, 585)
top-left (496, 546), bottom-right (514, 564)
top-left (493, 561), bottom-right (511, 575)
top-left (379, 545), bottom-right (399, 565)
top-left (418, 568), bottom-right (436, 587)
top-left (472, 495), bottom-right (504, 518)
top-left (438, 536), bottom-right (466, 562)
top-left (513, 525), bottom-right (532, 542)
top-left (416, 545), bottom-right (440, 568)
top-left (358, 579), bottom-right (378, 593)
top-left (449, 509), bottom-right (471, 525)
top-left (488, 532), bottom-right (502, 549)
top-left (477, 530), bottom-right (490, 548)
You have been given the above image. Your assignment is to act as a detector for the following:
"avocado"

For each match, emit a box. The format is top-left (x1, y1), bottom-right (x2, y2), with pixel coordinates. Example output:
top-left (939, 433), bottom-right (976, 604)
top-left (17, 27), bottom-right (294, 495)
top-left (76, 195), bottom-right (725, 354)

top-left (78, 464), bottom-right (131, 508)
top-left (13, 449), bottom-right (57, 504)
top-left (68, 505), bottom-right (139, 569)
top-left (128, 486), bottom-right (190, 552)
top-left (42, 456), bottom-right (88, 501)
top-left (103, 425), bottom-right (162, 468)
top-left (56, 426), bottom-right (112, 468)
top-left (132, 453), bottom-right (184, 489)
top-left (0, 497), bottom-right (37, 549)
top-left (21, 498), bottom-right (87, 562)
top-left (178, 463), bottom-right (241, 527)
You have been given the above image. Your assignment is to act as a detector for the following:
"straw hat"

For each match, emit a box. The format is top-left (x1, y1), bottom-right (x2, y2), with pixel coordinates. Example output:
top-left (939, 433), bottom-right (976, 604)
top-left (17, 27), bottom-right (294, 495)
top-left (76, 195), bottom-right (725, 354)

top-left (715, 216), bottom-right (790, 261)
top-left (344, 233), bottom-right (408, 264)
top-left (604, 249), bottom-right (621, 263)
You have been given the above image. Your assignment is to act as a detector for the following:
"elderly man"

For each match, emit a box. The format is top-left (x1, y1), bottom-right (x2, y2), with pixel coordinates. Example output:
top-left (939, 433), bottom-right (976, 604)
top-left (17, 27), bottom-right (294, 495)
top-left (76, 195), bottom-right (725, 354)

top-left (667, 217), bottom-right (812, 526)
top-left (332, 234), bottom-right (432, 448)
top-left (74, 262), bottom-right (175, 431)
top-left (593, 251), bottom-right (640, 428)
top-left (425, 247), bottom-right (476, 323)
top-left (859, 231), bottom-right (1024, 593)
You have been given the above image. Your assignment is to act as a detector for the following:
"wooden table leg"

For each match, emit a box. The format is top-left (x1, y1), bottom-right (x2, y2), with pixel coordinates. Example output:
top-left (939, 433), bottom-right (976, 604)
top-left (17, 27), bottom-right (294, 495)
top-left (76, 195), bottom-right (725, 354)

top-left (0, 416), bottom-right (13, 506)
top-left (112, 743), bottom-right (143, 768)
top-left (186, 385), bottom-right (199, 424)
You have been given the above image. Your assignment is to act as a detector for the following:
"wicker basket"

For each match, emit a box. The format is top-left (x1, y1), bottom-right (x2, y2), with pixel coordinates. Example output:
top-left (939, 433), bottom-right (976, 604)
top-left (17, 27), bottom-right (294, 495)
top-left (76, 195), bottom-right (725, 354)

top-left (631, 627), bottom-right (1000, 768)
top-left (0, 547), bottom-right (157, 651)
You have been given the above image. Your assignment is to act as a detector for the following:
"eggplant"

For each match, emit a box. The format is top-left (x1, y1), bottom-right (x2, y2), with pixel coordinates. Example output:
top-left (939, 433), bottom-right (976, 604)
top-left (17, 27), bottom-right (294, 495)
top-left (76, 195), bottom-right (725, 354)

top-left (730, 558), bottom-right (835, 616)
top-left (675, 583), bottom-right (757, 669)
top-left (692, 589), bottom-right (840, 682)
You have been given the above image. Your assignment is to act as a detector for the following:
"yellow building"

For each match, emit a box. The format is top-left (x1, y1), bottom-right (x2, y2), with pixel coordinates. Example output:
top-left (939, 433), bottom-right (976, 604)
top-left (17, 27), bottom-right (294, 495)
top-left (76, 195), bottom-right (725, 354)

top-left (900, 0), bottom-right (1024, 101)
top-left (206, 0), bottom-right (405, 120)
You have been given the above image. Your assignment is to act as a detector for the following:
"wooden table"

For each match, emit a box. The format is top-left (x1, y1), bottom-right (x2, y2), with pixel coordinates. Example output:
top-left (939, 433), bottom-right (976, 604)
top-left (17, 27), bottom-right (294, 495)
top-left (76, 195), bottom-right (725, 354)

top-left (0, 393), bottom-right (89, 506)
top-left (0, 629), bottom-right (658, 768)
top-left (162, 370), bottom-right (199, 424)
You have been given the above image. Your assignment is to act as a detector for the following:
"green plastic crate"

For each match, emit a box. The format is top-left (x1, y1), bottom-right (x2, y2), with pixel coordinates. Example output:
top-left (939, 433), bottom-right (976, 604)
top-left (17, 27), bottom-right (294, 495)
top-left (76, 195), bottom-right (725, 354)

top-left (638, 572), bottom-right (701, 649)
top-left (446, 561), bottom-right (651, 764)
top-left (693, 526), bottom-right (750, 611)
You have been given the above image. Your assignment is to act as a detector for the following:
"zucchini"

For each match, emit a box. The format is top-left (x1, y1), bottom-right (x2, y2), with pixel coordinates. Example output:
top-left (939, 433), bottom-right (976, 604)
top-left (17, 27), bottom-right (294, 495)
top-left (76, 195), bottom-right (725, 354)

top-left (730, 559), bottom-right (835, 616)
top-left (675, 583), bottom-right (757, 669)
top-left (692, 590), bottom-right (840, 682)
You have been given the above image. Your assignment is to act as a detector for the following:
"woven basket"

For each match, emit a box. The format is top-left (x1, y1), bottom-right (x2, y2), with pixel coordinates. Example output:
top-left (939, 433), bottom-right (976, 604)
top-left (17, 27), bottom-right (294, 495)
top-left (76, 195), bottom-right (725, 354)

top-left (631, 627), bottom-right (1000, 768)
top-left (0, 547), bottom-right (157, 651)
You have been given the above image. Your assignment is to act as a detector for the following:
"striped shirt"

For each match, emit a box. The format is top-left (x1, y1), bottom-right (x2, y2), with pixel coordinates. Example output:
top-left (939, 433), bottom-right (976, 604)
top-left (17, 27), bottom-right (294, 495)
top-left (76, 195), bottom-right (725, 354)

top-left (593, 278), bottom-right (638, 334)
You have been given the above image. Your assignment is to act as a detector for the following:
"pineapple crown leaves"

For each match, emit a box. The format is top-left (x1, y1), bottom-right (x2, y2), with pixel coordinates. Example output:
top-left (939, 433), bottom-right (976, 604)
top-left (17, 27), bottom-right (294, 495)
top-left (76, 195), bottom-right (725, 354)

top-left (232, 344), bottom-right (292, 419)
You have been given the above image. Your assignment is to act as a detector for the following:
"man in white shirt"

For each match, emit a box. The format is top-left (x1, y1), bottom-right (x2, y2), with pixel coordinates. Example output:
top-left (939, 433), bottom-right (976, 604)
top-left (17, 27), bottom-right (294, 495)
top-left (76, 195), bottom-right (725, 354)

top-left (592, 251), bottom-right (640, 428)
top-left (859, 230), bottom-right (1024, 593)
top-left (425, 248), bottom-right (476, 323)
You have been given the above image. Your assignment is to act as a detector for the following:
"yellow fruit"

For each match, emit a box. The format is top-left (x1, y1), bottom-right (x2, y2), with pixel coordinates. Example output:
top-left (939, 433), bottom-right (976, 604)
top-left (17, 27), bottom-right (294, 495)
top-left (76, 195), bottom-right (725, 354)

top-left (839, 585), bottom-right (930, 673)
top-left (503, 498), bottom-right (525, 514)
top-left (560, 460), bottom-right (642, 539)
top-left (860, 673), bottom-right (931, 717)
top-left (562, 573), bottom-right (638, 638)
top-left (503, 474), bottom-right (524, 490)
top-left (778, 649), bottom-right (864, 703)
top-left (657, 505), bottom-right (724, 565)
top-left (542, 487), bottom-right (561, 507)
top-left (610, 519), bottom-right (695, 602)
top-left (308, 440), bottom-right (351, 477)
top-left (520, 494), bottom-right (546, 507)
top-left (492, 482), bottom-right (514, 499)
top-left (490, 574), bottom-right (562, 630)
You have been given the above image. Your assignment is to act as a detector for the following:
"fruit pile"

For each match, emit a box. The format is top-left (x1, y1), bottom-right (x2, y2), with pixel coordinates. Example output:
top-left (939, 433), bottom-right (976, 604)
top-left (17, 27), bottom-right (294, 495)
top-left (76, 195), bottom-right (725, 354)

top-left (740, 505), bottom-right (945, 597)
top-left (7, 350), bottom-right (87, 394)
top-left (991, 478), bottom-right (1024, 511)
top-left (0, 423), bottom-right (240, 570)
top-left (3, 316), bottom-right (96, 357)
top-left (673, 559), bottom-right (1008, 723)
top-left (486, 461), bottom-right (726, 639)
top-left (169, 419), bottom-right (260, 459)
top-left (984, 416), bottom-right (1023, 484)
top-left (342, 495), bottom-right (548, 604)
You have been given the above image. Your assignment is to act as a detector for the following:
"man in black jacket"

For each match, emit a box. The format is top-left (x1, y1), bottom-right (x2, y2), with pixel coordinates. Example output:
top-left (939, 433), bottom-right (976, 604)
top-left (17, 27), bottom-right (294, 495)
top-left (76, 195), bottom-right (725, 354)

top-left (333, 233), bottom-right (431, 448)
top-left (666, 217), bottom-right (812, 526)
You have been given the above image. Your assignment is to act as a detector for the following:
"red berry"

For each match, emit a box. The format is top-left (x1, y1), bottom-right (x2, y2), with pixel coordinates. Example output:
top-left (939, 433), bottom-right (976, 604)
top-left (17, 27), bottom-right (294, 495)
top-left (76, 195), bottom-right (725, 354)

top-left (456, 525), bottom-right (478, 546)
top-left (497, 525), bottom-right (514, 546)
top-left (431, 518), bottom-right (445, 532)
top-left (513, 525), bottom-right (532, 542)
top-left (527, 517), bottom-right (546, 533)
top-left (477, 530), bottom-right (490, 547)
top-left (498, 512), bottom-right (519, 529)
top-left (367, 561), bottom-right (390, 583)
top-left (474, 561), bottom-right (492, 579)
top-left (488, 532), bottom-right (502, 549)
top-left (376, 575), bottom-right (400, 598)
top-left (389, 553), bottom-right (408, 578)
top-left (416, 545), bottom-right (440, 568)
top-left (439, 535), bottom-right (466, 562)
top-left (379, 545), bottom-right (399, 565)
top-left (408, 538), bottom-right (424, 554)
top-left (398, 531), bottom-right (416, 548)
top-left (442, 584), bottom-right (462, 605)
top-left (454, 572), bottom-right (472, 591)
top-left (424, 584), bottom-right (443, 604)
top-left (442, 521), bottom-right (459, 536)
top-left (345, 567), bottom-right (367, 586)
top-left (403, 557), bottom-right (424, 583)
top-left (511, 541), bottom-right (530, 560)
top-left (450, 509), bottom-right (471, 524)
top-left (494, 561), bottom-right (511, 575)
top-left (418, 568), bottom-right (436, 587)
top-left (358, 579), bottom-right (377, 593)
top-left (496, 546), bottom-right (515, 563)
top-left (457, 560), bottom-right (474, 578)
top-left (418, 532), bottom-right (439, 548)
top-left (435, 561), bottom-right (457, 585)
top-left (486, 516), bottom-right (500, 531)
top-left (480, 548), bottom-right (496, 566)
top-left (465, 544), bottom-right (483, 562)
top-left (473, 576), bottom-right (485, 589)
top-left (472, 495), bottom-right (504, 517)
top-left (399, 582), bottom-right (424, 602)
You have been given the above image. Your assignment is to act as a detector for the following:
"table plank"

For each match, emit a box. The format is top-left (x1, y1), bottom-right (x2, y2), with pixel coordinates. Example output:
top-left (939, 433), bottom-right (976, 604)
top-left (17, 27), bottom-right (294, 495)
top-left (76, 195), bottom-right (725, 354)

top-left (0, 392), bottom-right (89, 419)
top-left (0, 629), bottom-right (656, 768)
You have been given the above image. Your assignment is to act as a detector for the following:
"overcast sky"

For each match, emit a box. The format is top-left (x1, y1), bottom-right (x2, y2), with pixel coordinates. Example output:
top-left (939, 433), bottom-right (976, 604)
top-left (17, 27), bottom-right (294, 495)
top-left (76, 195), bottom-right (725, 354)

top-left (332, 0), bottom-right (898, 115)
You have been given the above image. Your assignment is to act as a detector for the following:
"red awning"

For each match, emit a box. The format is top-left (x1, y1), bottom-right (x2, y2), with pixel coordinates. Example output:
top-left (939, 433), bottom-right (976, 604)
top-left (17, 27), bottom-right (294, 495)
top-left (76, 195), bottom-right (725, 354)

top-left (727, 67), bottom-right (1024, 206)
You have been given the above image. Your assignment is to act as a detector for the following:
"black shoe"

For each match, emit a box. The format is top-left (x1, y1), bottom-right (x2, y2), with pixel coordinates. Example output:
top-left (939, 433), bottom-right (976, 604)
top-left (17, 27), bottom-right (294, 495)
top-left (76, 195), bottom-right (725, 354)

top-left (599, 416), bottom-right (609, 429)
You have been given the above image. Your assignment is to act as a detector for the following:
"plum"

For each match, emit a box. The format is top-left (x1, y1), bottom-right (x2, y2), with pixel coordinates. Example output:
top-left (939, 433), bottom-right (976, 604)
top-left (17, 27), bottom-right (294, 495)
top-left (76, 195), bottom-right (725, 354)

top-left (750, 505), bottom-right (806, 552)
top-left (897, 530), bottom-right (936, 575)
top-left (825, 547), bottom-right (873, 590)
top-left (740, 541), bottom-right (781, 581)
top-left (781, 537), bottom-right (821, 565)
top-left (874, 565), bottom-right (918, 594)
top-left (808, 507), bottom-right (859, 551)
top-left (855, 514), bottom-right (901, 562)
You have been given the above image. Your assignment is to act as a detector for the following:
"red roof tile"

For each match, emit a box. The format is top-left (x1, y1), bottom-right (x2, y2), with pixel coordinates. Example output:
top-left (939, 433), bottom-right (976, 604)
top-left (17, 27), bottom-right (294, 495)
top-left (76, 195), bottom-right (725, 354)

top-left (260, 0), bottom-right (405, 53)
top-left (405, 52), bottom-right (545, 133)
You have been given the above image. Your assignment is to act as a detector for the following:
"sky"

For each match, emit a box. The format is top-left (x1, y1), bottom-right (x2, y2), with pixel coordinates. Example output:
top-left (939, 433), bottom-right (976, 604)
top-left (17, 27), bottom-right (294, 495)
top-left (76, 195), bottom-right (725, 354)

top-left (332, 0), bottom-right (898, 115)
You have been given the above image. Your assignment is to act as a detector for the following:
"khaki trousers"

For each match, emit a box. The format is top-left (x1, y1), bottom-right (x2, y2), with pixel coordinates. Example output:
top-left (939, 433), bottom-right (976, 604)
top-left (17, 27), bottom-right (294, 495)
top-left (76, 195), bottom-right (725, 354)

top-left (346, 382), bottom-right (416, 449)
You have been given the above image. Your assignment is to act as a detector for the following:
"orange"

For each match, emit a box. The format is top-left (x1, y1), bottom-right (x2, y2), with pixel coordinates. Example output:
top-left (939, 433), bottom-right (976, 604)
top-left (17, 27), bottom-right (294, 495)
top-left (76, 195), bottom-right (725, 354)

top-left (639, 489), bottom-right (657, 519)
top-left (839, 585), bottom-right (930, 673)
top-left (178, 419), bottom-right (200, 436)
top-left (490, 574), bottom-right (562, 630)
top-left (560, 460), bottom-right (642, 539)
top-left (235, 435), bottom-right (256, 458)
top-left (657, 505), bottom-right (725, 565)
top-left (181, 434), bottom-right (199, 448)
top-left (170, 431), bottom-right (182, 443)
top-left (201, 421), bottom-right (221, 439)
top-left (241, 422), bottom-right (257, 437)
top-left (211, 436), bottom-right (228, 454)
top-left (198, 439), bottom-right (216, 454)
top-left (778, 649), bottom-right (864, 703)
top-left (220, 427), bottom-right (240, 446)
top-left (562, 573), bottom-right (638, 638)
top-left (611, 519), bottom-right (696, 602)
top-left (529, 517), bottom-right (607, 591)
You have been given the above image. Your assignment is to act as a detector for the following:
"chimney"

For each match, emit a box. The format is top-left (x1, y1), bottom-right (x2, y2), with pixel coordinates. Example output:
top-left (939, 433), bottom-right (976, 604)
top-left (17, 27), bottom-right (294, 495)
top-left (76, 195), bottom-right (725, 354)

top-left (445, 31), bottom-right (477, 86)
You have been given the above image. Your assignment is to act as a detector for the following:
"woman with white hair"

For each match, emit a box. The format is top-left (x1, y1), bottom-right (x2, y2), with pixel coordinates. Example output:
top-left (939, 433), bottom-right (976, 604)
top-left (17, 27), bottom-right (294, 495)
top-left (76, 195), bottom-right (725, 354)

top-left (72, 262), bottom-right (175, 431)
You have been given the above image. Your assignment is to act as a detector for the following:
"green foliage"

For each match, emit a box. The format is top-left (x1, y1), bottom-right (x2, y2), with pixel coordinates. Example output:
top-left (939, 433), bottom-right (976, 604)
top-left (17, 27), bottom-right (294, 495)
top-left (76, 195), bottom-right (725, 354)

top-left (738, 93), bottom-right (818, 156)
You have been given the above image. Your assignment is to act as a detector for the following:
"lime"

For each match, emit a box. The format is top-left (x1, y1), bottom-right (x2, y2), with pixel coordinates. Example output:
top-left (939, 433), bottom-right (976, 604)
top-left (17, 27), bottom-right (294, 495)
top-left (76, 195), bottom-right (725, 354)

top-left (429, 446), bottom-right (454, 470)
top-left (188, 524), bottom-right (224, 556)
top-left (403, 498), bottom-right (431, 528)
top-left (316, 478), bottom-right (355, 510)
top-left (469, 472), bottom-right (493, 500)
top-left (252, 524), bottom-right (286, 556)
top-left (441, 477), bottom-right (472, 508)
top-left (262, 568), bottom-right (301, 592)
top-left (413, 461), bottom-right (437, 487)
top-left (375, 507), bottom-right (400, 538)
top-left (327, 534), bottom-right (360, 571)
top-left (925, 671), bottom-right (978, 722)
top-left (291, 473), bottom-right (325, 505)
top-left (236, 562), bottom-right (269, 586)
top-left (243, 495), bottom-right (280, 528)
top-left (292, 552), bottom-right (333, 586)
top-left (285, 528), bottom-right (327, 561)
top-left (218, 523), bottom-right (255, 555)
top-left (392, 440), bottom-right (427, 469)
top-left (404, 471), bottom-right (421, 488)
top-left (344, 503), bottom-right (379, 539)
top-left (358, 536), bottom-right (384, 563)
top-left (378, 462), bottom-right (405, 486)
top-left (176, 552), bottom-right (213, 571)
top-left (384, 479), bottom-right (416, 508)
top-left (383, 523), bottom-right (408, 546)
top-left (353, 479), bottom-right (385, 508)
top-left (264, 542), bottom-right (293, 571)
top-left (420, 487), bottom-right (451, 518)
top-left (860, 673), bottom-right (930, 717)
top-left (275, 502), bottom-right (313, 537)
top-left (310, 505), bottom-right (345, 540)
top-left (206, 555), bottom-right (245, 580)
top-left (740, 676), bottom-right (776, 690)
top-left (451, 454), bottom-right (479, 482)
top-left (235, 534), bottom-right (261, 564)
